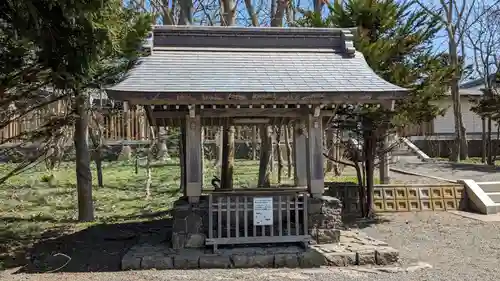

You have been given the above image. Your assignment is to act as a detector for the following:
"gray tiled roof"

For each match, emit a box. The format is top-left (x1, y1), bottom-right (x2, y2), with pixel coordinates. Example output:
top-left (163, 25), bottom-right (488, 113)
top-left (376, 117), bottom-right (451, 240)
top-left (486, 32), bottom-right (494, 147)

top-left (109, 48), bottom-right (406, 93)
top-left (107, 26), bottom-right (408, 100)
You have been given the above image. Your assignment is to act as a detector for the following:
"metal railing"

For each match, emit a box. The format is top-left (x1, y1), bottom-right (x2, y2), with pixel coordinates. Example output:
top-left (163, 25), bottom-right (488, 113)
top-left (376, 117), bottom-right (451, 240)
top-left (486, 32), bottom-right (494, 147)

top-left (206, 189), bottom-right (311, 252)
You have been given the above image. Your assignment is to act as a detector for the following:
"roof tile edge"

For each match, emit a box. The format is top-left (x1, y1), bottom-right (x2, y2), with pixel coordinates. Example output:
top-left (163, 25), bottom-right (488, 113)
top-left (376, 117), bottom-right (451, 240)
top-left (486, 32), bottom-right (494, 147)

top-left (153, 25), bottom-right (357, 35)
top-left (340, 30), bottom-right (356, 57)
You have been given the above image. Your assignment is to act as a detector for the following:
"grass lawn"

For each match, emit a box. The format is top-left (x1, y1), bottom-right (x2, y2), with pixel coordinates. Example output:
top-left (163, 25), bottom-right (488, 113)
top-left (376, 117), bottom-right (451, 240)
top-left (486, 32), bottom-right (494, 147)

top-left (0, 158), bottom-right (362, 271)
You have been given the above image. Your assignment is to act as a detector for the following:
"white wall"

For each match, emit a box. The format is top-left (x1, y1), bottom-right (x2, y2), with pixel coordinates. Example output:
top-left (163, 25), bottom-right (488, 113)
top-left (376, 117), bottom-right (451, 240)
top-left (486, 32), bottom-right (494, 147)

top-left (433, 97), bottom-right (494, 134)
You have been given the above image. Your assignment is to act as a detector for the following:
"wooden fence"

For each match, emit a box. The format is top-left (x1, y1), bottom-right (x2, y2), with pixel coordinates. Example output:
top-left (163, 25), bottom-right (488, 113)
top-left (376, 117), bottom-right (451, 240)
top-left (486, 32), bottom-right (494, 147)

top-left (1, 108), bottom-right (433, 145)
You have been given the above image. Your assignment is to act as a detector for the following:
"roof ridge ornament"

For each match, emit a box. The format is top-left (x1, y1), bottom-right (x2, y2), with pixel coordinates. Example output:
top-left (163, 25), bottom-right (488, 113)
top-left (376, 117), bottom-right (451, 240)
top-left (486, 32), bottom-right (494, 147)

top-left (340, 30), bottom-right (356, 57)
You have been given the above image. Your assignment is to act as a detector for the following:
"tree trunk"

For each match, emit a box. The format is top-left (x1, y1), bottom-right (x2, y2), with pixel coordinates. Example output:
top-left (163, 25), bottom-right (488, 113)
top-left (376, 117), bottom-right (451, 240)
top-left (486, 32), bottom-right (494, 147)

top-left (258, 125), bottom-right (272, 187)
top-left (244, 0), bottom-right (259, 26)
top-left (252, 126), bottom-right (258, 161)
top-left (284, 125), bottom-right (293, 179)
top-left (74, 94), bottom-right (94, 222)
top-left (354, 162), bottom-right (365, 217)
top-left (313, 0), bottom-right (324, 14)
top-left (270, 0), bottom-right (287, 27)
top-left (94, 156), bottom-right (104, 188)
top-left (221, 124), bottom-right (235, 189)
top-left (494, 124), bottom-right (500, 163)
top-left (482, 117), bottom-right (487, 163)
top-left (488, 117), bottom-right (493, 165)
top-left (178, 0), bottom-right (193, 25)
top-left (447, 26), bottom-right (468, 161)
top-left (363, 121), bottom-right (376, 218)
top-left (216, 126), bottom-right (223, 167)
top-left (325, 129), bottom-right (336, 174)
top-left (161, 0), bottom-right (175, 25)
top-left (157, 127), bottom-right (170, 161)
top-left (220, 0), bottom-right (236, 26)
top-left (88, 126), bottom-right (103, 188)
top-left (275, 126), bottom-right (284, 184)
top-left (269, 127), bottom-right (275, 174)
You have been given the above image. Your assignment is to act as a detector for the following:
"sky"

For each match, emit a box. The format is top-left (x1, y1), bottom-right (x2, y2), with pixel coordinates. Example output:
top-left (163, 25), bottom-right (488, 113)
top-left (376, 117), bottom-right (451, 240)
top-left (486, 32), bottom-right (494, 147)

top-left (131, 0), bottom-right (498, 81)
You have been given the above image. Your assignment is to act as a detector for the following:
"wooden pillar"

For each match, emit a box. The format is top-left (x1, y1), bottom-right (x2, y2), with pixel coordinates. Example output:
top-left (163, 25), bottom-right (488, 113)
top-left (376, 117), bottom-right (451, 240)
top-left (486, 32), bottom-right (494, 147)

top-left (306, 113), bottom-right (324, 198)
top-left (179, 123), bottom-right (186, 195)
top-left (293, 121), bottom-right (308, 187)
top-left (185, 114), bottom-right (202, 203)
top-left (201, 126), bottom-right (205, 187)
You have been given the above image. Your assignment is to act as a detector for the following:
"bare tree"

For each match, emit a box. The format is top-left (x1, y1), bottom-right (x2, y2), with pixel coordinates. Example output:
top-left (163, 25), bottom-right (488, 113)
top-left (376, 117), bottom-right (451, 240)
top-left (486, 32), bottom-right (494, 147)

top-left (416, 0), bottom-right (500, 161)
top-left (467, 1), bottom-right (500, 164)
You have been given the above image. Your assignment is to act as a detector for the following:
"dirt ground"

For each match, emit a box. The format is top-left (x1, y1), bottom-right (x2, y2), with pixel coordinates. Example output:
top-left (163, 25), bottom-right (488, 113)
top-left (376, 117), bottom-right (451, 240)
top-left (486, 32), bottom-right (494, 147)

top-left (3, 156), bottom-right (500, 280)
top-left (4, 212), bottom-right (500, 281)
top-left (391, 156), bottom-right (500, 182)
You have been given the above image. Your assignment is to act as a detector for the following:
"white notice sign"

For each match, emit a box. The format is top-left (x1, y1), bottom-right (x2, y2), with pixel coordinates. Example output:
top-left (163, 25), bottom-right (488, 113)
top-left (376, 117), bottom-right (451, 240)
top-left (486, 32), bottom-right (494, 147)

top-left (253, 197), bottom-right (273, 226)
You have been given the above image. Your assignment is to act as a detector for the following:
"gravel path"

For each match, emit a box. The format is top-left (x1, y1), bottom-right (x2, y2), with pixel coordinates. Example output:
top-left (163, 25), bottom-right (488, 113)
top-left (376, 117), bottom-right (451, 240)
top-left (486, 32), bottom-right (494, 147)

top-left (391, 156), bottom-right (500, 182)
top-left (6, 212), bottom-right (500, 281)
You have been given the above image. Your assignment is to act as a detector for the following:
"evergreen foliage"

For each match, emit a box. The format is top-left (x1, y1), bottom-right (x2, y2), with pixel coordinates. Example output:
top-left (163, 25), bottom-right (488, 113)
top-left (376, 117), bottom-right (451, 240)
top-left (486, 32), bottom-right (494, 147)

top-left (0, 0), bottom-right (152, 130)
top-left (295, 0), bottom-right (454, 126)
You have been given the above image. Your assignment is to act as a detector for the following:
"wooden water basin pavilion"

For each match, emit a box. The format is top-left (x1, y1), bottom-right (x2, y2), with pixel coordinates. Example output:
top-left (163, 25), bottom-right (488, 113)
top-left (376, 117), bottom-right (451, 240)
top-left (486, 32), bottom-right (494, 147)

top-left (106, 25), bottom-right (408, 251)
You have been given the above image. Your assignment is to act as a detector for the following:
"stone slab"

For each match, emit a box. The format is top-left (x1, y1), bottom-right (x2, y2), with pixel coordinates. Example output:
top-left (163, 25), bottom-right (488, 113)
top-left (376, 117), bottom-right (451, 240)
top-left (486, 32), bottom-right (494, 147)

top-left (324, 252), bottom-right (356, 266)
top-left (141, 255), bottom-right (173, 269)
top-left (310, 228), bottom-right (340, 244)
top-left (199, 255), bottom-right (231, 269)
top-left (356, 249), bottom-right (376, 265)
top-left (232, 255), bottom-right (275, 268)
top-left (121, 255), bottom-right (141, 270)
top-left (173, 255), bottom-right (200, 269)
top-left (121, 227), bottom-right (398, 270)
top-left (274, 254), bottom-right (300, 268)
top-left (375, 247), bottom-right (399, 265)
top-left (298, 249), bottom-right (327, 268)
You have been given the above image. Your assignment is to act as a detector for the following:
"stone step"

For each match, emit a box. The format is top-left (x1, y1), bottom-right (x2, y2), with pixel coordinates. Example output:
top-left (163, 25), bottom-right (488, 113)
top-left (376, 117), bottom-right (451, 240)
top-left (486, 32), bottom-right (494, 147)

top-left (486, 192), bottom-right (500, 203)
top-left (310, 243), bottom-right (399, 266)
top-left (479, 183), bottom-right (500, 193)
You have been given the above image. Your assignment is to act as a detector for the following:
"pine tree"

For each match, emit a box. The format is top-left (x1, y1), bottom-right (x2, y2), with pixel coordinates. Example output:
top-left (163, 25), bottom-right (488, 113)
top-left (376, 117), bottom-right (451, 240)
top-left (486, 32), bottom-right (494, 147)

top-left (295, 0), bottom-right (453, 125)
top-left (1, 0), bottom-right (152, 221)
top-left (295, 0), bottom-right (454, 216)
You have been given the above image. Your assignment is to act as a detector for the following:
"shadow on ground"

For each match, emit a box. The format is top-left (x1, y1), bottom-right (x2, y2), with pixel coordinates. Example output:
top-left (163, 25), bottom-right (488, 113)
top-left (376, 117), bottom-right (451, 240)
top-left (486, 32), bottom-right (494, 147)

top-left (4, 217), bottom-right (173, 274)
top-left (442, 161), bottom-right (500, 173)
top-left (402, 160), bottom-right (500, 175)
top-left (342, 214), bottom-right (392, 229)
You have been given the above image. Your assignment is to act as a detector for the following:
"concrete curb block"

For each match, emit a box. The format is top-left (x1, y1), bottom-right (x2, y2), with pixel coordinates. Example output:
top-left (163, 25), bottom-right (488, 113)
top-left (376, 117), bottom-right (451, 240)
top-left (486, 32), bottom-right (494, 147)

top-left (458, 179), bottom-right (498, 215)
top-left (400, 137), bottom-right (431, 162)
